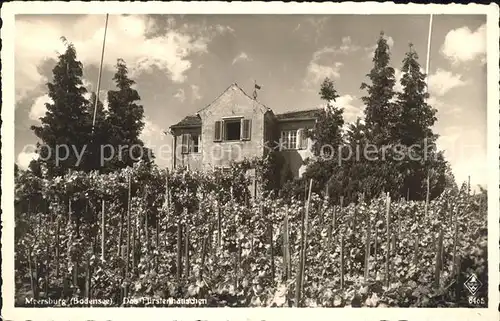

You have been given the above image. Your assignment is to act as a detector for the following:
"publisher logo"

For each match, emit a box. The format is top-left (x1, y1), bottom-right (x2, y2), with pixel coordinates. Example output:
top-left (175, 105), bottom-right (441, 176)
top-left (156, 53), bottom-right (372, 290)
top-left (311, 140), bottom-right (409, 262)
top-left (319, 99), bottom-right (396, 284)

top-left (464, 273), bottom-right (482, 296)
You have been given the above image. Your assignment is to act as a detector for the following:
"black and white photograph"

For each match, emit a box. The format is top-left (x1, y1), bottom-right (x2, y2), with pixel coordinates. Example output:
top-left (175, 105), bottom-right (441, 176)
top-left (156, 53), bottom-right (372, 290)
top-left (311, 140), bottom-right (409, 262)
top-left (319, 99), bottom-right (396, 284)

top-left (2, 2), bottom-right (499, 320)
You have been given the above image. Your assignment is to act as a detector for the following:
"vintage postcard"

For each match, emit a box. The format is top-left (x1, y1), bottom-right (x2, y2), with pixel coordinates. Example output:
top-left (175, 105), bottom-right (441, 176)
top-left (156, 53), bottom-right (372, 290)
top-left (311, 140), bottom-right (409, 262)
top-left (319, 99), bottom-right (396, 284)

top-left (2, 2), bottom-right (499, 321)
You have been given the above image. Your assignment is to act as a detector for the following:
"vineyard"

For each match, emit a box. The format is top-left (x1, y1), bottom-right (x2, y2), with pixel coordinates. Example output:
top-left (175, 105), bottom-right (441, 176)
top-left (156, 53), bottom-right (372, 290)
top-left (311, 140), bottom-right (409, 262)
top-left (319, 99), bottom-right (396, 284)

top-left (15, 162), bottom-right (488, 308)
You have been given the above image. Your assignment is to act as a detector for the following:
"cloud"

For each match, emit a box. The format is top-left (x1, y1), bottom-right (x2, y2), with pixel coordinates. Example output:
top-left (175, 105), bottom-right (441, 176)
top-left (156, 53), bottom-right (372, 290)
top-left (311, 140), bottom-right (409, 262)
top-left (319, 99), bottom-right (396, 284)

top-left (140, 118), bottom-right (170, 168)
top-left (338, 36), bottom-right (361, 54)
top-left (191, 84), bottom-right (202, 101)
top-left (232, 52), bottom-right (251, 65)
top-left (309, 37), bottom-right (361, 61)
top-left (81, 78), bottom-right (93, 89)
top-left (428, 68), bottom-right (467, 97)
top-left (440, 24), bottom-right (486, 65)
top-left (336, 94), bottom-right (364, 123)
top-left (436, 126), bottom-right (487, 189)
top-left (29, 94), bottom-right (52, 122)
top-left (394, 68), bottom-right (404, 93)
top-left (15, 15), bottom-right (226, 101)
top-left (174, 88), bottom-right (186, 103)
top-left (304, 47), bottom-right (343, 87)
top-left (214, 24), bottom-right (235, 35)
top-left (140, 118), bottom-right (167, 145)
top-left (29, 90), bottom-right (109, 123)
top-left (17, 151), bottom-right (39, 170)
top-left (320, 94), bottom-right (363, 124)
top-left (304, 17), bottom-right (330, 43)
top-left (427, 96), bottom-right (446, 110)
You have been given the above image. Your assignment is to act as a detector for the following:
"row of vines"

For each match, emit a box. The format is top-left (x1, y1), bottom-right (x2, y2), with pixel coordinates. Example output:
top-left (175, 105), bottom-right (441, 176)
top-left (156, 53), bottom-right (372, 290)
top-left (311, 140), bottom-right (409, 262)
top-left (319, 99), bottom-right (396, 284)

top-left (15, 161), bottom-right (488, 307)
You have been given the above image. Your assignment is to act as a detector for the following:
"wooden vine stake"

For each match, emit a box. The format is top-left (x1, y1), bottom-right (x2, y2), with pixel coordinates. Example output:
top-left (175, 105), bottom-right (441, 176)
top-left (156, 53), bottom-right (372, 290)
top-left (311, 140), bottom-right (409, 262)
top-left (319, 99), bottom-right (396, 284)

top-left (200, 230), bottom-right (208, 279)
top-left (55, 217), bottom-right (60, 277)
top-left (295, 179), bottom-right (313, 307)
top-left (364, 213), bottom-right (371, 281)
top-left (391, 234), bottom-right (397, 255)
top-left (85, 244), bottom-right (92, 304)
top-left (413, 235), bottom-right (419, 266)
top-left (385, 192), bottom-right (391, 288)
top-left (28, 250), bottom-right (38, 299)
top-left (184, 223), bottom-right (190, 279)
top-left (101, 199), bottom-right (106, 261)
top-left (217, 204), bottom-right (222, 249)
top-left (434, 227), bottom-right (444, 288)
top-left (454, 255), bottom-right (462, 299)
top-left (340, 234), bottom-right (345, 290)
top-left (269, 217), bottom-right (275, 284)
top-left (424, 172), bottom-right (430, 219)
top-left (327, 206), bottom-right (335, 249)
top-left (452, 221), bottom-right (459, 276)
top-left (118, 211), bottom-right (123, 258)
top-left (301, 179), bottom-right (313, 293)
top-left (67, 195), bottom-right (78, 288)
top-left (132, 210), bottom-right (137, 273)
top-left (282, 210), bottom-right (291, 281)
top-left (176, 209), bottom-right (184, 284)
top-left (126, 173), bottom-right (132, 277)
top-left (143, 186), bottom-right (150, 263)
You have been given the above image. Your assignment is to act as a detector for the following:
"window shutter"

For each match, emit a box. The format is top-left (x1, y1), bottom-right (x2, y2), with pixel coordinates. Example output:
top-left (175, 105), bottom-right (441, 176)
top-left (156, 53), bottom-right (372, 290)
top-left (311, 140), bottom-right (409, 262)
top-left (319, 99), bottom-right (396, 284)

top-left (280, 131), bottom-right (287, 150)
top-left (298, 129), bottom-right (308, 149)
top-left (214, 121), bottom-right (222, 141)
top-left (181, 133), bottom-right (189, 154)
top-left (241, 119), bottom-right (251, 140)
top-left (189, 135), bottom-right (196, 153)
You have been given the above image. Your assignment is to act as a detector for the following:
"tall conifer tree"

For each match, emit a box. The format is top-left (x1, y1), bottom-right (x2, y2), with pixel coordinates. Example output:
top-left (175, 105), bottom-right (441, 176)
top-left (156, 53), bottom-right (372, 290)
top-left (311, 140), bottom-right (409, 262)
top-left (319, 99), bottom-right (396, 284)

top-left (396, 44), bottom-right (446, 200)
top-left (105, 59), bottom-right (153, 171)
top-left (361, 31), bottom-right (399, 146)
top-left (31, 38), bottom-right (90, 177)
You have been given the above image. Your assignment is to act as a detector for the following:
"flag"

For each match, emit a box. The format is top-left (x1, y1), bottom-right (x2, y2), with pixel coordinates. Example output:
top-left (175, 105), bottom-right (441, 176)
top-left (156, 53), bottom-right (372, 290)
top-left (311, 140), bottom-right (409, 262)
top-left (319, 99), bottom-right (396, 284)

top-left (255, 83), bottom-right (261, 90)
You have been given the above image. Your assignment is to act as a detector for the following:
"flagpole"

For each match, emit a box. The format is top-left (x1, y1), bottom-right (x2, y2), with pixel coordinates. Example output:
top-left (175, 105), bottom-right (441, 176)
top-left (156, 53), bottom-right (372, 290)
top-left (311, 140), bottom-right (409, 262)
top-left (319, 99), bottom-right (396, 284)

top-left (425, 14), bottom-right (433, 95)
top-left (92, 13), bottom-right (109, 135)
top-left (424, 14), bottom-right (433, 188)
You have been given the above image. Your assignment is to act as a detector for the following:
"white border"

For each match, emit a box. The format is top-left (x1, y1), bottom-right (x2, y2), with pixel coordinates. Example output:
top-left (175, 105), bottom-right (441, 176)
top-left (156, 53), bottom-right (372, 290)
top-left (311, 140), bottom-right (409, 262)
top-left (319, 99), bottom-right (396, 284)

top-left (2, 2), bottom-right (499, 321)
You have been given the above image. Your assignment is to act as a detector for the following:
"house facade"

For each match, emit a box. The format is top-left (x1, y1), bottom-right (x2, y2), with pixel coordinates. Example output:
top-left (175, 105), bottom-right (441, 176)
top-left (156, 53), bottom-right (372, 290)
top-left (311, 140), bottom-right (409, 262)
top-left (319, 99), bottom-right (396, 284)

top-left (167, 83), bottom-right (320, 181)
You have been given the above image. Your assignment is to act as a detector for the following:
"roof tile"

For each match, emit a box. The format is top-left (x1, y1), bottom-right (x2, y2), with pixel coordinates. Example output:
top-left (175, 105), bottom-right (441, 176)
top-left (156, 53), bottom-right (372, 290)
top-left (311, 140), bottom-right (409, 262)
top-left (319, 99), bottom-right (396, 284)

top-left (170, 115), bottom-right (201, 128)
top-left (275, 108), bottom-right (322, 120)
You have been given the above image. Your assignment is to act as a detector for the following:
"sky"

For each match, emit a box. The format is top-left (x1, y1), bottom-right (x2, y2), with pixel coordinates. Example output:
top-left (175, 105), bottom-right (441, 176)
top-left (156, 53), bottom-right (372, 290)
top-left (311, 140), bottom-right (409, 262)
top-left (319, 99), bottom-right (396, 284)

top-left (14, 14), bottom-right (487, 189)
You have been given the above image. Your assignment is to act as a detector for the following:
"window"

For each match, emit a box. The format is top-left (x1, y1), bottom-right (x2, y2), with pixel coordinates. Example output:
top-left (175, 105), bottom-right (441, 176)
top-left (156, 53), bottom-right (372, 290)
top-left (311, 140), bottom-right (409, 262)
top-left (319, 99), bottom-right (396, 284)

top-left (190, 134), bottom-right (200, 153)
top-left (214, 118), bottom-right (252, 142)
top-left (181, 133), bottom-right (201, 154)
top-left (225, 120), bottom-right (241, 141)
top-left (281, 130), bottom-right (297, 150)
top-left (281, 129), bottom-right (308, 150)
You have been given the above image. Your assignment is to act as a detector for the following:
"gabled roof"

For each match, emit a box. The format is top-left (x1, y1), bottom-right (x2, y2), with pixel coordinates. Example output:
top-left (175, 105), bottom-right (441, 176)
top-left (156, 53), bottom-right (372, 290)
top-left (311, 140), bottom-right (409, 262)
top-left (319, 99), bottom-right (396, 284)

top-left (169, 84), bottom-right (321, 130)
top-left (275, 108), bottom-right (322, 121)
top-left (197, 82), bottom-right (271, 115)
top-left (170, 115), bottom-right (201, 129)
top-left (170, 83), bottom-right (271, 130)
